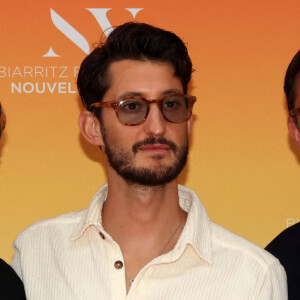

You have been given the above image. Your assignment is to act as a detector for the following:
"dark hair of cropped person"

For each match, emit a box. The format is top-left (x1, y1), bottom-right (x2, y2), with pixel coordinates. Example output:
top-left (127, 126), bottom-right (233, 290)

top-left (0, 102), bottom-right (6, 138)
top-left (77, 22), bottom-right (193, 120)
top-left (284, 50), bottom-right (300, 111)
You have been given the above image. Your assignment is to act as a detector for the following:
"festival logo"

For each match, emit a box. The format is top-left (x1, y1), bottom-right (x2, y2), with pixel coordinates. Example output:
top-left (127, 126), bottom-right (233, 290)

top-left (44, 8), bottom-right (143, 57)
top-left (286, 217), bottom-right (300, 227)
top-left (0, 7), bottom-right (143, 94)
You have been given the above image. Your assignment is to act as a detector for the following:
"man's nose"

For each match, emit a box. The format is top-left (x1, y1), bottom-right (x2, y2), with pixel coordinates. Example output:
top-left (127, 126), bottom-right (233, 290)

top-left (143, 104), bottom-right (167, 136)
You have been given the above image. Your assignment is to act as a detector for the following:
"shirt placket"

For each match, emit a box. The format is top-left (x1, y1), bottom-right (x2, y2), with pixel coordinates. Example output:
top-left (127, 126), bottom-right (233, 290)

top-left (101, 231), bottom-right (127, 300)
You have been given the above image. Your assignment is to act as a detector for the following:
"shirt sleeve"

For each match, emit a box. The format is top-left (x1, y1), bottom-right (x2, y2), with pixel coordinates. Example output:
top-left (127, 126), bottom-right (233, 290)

top-left (253, 260), bottom-right (288, 299)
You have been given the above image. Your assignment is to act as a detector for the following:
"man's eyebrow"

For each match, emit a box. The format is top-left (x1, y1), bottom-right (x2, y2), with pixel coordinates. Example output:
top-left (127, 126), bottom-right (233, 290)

top-left (118, 89), bottom-right (183, 99)
top-left (117, 92), bottom-right (142, 99)
top-left (162, 89), bottom-right (183, 95)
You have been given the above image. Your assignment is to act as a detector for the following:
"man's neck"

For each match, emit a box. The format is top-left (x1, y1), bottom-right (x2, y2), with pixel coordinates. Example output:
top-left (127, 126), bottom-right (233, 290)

top-left (102, 170), bottom-right (187, 292)
top-left (102, 173), bottom-right (182, 236)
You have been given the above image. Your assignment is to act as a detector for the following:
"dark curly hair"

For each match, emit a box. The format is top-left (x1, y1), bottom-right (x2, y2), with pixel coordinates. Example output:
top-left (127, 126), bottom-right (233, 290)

top-left (77, 22), bottom-right (193, 117)
top-left (284, 50), bottom-right (300, 112)
top-left (0, 103), bottom-right (6, 138)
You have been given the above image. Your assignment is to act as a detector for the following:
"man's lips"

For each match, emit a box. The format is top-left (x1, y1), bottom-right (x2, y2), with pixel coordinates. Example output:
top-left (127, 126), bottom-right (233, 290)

top-left (138, 144), bottom-right (170, 151)
top-left (132, 137), bottom-right (177, 154)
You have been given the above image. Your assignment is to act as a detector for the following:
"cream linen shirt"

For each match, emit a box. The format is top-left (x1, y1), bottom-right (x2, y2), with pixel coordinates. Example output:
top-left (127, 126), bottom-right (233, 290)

top-left (11, 184), bottom-right (287, 299)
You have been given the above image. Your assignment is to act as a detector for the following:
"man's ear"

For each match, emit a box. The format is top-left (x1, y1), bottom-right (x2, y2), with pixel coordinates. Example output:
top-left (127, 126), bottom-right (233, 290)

top-left (78, 110), bottom-right (104, 146)
top-left (288, 116), bottom-right (300, 148)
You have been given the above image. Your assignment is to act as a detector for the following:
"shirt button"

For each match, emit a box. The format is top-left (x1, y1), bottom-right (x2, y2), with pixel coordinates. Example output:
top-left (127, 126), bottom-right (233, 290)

top-left (99, 232), bottom-right (105, 239)
top-left (114, 261), bottom-right (123, 269)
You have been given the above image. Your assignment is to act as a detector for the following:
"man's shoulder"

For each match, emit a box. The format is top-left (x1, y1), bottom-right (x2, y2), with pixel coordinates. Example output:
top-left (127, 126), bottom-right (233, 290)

top-left (265, 223), bottom-right (300, 267)
top-left (179, 185), bottom-right (281, 269)
top-left (0, 259), bottom-right (26, 299)
top-left (266, 222), bottom-right (300, 250)
top-left (15, 209), bottom-right (85, 241)
top-left (211, 222), bottom-right (280, 269)
top-left (14, 185), bottom-right (107, 247)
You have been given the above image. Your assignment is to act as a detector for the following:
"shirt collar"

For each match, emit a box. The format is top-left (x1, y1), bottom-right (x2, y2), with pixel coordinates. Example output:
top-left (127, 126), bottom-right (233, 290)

top-left (177, 185), bottom-right (212, 264)
top-left (70, 184), bottom-right (108, 241)
top-left (70, 184), bottom-right (212, 264)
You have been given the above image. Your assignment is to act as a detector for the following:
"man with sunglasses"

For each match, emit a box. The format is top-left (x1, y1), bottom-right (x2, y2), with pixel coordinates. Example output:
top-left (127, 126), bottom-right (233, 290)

top-left (266, 50), bottom-right (300, 300)
top-left (0, 103), bottom-right (26, 299)
top-left (11, 22), bottom-right (287, 299)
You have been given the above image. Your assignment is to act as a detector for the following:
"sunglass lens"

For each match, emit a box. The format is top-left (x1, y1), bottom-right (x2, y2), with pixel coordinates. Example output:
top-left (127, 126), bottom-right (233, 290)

top-left (162, 96), bottom-right (189, 123)
top-left (118, 99), bottom-right (147, 125)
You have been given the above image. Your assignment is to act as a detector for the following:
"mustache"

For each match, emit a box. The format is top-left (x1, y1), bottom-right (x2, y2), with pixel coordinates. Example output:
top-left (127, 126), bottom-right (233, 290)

top-left (132, 136), bottom-right (177, 154)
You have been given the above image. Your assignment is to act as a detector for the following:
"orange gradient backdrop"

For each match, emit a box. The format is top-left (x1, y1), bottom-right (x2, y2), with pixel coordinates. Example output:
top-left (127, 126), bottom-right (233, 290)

top-left (0, 0), bottom-right (300, 261)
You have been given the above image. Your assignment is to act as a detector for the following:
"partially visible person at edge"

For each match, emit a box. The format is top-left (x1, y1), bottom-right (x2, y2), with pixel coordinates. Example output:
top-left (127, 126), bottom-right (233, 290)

top-left (11, 22), bottom-right (287, 299)
top-left (266, 49), bottom-right (300, 300)
top-left (0, 103), bottom-right (26, 299)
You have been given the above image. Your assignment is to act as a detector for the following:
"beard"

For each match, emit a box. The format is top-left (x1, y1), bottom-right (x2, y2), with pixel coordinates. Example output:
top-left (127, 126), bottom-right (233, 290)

top-left (101, 127), bottom-right (188, 186)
